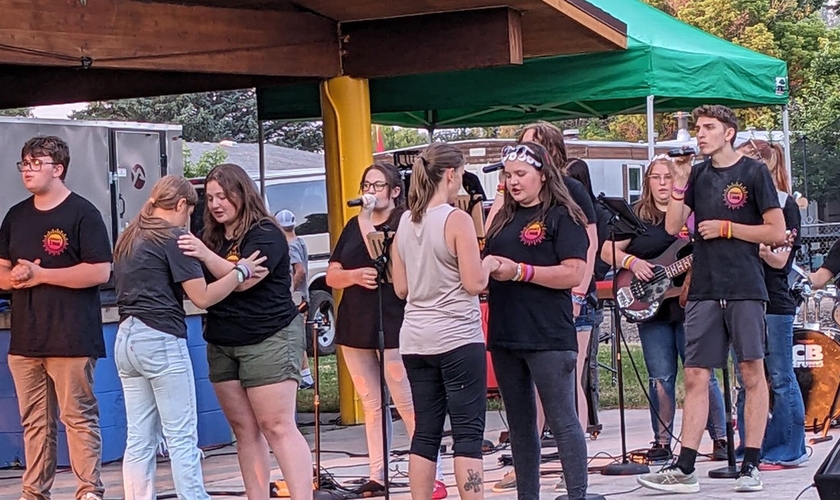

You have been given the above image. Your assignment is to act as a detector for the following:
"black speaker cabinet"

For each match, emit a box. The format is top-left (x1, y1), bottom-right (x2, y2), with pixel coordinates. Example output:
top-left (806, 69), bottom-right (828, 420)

top-left (816, 439), bottom-right (840, 500)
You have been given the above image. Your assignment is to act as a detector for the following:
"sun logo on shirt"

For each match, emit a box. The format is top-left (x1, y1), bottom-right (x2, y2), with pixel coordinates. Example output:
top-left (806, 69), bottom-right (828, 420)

top-left (520, 221), bottom-right (546, 246)
top-left (225, 247), bottom-right (240, 262)
top-left (42, 229), bottom-right (68, 256)
top-left (678, 225), bottom-right (691, 240)
top-left (723, 182), bottom-right (748, 210)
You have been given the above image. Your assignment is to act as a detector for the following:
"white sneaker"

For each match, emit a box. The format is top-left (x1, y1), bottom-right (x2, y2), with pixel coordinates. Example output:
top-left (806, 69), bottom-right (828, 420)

top-left (81, 493), bottom-right (103, 500)
top-left (637, 465), bottom-right (700, 494)
top-left (734, 463), bottom-right (763, 492)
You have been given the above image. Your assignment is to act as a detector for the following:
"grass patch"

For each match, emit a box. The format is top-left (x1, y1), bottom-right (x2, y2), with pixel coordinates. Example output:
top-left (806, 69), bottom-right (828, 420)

top-left (297, 344), bottom-right (721, 414)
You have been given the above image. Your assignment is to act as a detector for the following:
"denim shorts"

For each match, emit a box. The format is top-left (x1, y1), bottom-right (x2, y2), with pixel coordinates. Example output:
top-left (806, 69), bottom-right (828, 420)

top-left (575, 303), bottom-right (595, 331)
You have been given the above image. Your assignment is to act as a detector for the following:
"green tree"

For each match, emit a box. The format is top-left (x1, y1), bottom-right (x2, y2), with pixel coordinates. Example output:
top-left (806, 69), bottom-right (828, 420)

top-left (373, 126), bottom-right (428, 151)
top-left (0, 108), bottom-right (33, 117)
top-left (183, 145), bottom-right (228, 178)
top-left (70, 90), bottom-right (324, 152)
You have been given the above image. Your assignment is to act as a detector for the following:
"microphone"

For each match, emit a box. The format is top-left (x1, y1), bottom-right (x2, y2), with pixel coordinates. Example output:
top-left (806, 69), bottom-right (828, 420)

top-left (482, 162), bottom-right (504, 174)
top-left (347, 194), bottom-right (377, 208)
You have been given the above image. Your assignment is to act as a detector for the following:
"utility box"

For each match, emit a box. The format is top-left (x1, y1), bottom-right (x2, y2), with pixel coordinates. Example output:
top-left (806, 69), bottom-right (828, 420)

top-left (0, 117), bottom-right (184, 245)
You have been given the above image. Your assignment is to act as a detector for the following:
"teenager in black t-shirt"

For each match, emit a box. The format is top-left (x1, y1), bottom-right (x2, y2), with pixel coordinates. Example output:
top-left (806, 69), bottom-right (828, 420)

top-left (811, 239), bottom-right (840, 289)
top-left (176, 163), bottom-right (311, 500)
top-left (486, 124), bottom-right (598, 494)
top-left (601, 157), bottom-right (727, 464)
top-left (732, 139), bottom-right (806, 466)
top-left (113, 176), bottom-right (262, 499)
top-left (0, 136), bottom-right (111, 500)
top-left (638, 106), bottom-right (785, 494)
top-left (484, 142), bottom-right (594, 500)
top-left (325, 162), bottom-right (445, 497)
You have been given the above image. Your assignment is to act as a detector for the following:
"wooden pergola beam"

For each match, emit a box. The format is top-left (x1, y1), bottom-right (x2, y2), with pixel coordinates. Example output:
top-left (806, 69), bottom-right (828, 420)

top-left (340, 8), bottom-right (523, 79)
top-left (0, 0), bottom-right (340, 77)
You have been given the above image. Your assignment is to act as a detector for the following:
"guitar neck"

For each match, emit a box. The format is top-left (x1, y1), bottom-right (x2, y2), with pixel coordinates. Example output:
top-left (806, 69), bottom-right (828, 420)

top-left (665, 255), bottom-right (693, 278)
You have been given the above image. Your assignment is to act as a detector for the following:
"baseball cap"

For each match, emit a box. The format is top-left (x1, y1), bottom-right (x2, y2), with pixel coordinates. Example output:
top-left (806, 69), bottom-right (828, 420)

top-left (275, 209), bottom-right (296, 228)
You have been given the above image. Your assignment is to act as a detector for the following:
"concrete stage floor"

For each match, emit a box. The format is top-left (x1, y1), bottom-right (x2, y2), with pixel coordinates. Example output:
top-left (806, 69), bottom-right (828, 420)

top-left (0, 408), bottom-right (831, 499)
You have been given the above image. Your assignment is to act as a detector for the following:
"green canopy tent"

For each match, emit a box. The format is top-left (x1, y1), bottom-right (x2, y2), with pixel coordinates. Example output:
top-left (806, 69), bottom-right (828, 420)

top-left (257, 0), bottom-right (790, 163)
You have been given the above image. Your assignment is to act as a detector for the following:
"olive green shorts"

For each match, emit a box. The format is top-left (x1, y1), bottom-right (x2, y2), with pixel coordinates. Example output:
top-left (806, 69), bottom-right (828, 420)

top-left (207, 314), bottom-right (305, 388)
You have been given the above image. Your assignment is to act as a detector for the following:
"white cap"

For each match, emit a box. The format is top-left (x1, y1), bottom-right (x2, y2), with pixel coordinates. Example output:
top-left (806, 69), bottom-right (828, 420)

top-left (275, 209), bottom-right (296, 228)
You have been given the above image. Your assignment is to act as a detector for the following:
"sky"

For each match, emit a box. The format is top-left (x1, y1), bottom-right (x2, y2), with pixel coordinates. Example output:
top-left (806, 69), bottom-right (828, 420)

top-left (31, 103), bottom-right (87, 119)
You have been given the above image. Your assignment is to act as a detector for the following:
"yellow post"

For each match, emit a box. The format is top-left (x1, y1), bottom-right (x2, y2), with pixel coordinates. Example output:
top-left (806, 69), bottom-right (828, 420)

top-left (320, 76), bottom-right (373, 425)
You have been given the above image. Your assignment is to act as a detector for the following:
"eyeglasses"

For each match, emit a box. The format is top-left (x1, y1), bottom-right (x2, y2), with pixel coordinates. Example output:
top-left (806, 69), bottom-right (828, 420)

top-left (361, 181), bottom-right (388, 192)
top-left (500, 145), bottom-right (543, 169)
top-left (649, 174), bottom-right (672, 183)
top-left (16, 158), bottom-right (57, 172)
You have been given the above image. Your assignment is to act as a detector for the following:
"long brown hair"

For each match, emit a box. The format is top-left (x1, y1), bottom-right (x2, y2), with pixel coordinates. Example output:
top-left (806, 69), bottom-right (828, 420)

top-left (518, 122), bottom-right (569, 173)
top-left (738, 139), bottom-right (789, 193)
top-left (360, 161), bottom-right (407, 229)
top-left (202, 163), bottom-right (279, 253)
top-left (633, 158), bottom-right (671, 225)
top-left (408, 143), bottom-right (465, 223)
top-left (487, 141), bottom-right (587, 239)
top-left (114, 175), bottom-right (198, 261)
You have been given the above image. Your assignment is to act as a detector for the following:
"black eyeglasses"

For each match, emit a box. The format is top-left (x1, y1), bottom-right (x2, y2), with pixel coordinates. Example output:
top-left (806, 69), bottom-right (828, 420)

top-left (500, 145), bottom-right (543, 169)
top-left (361, 181), bottom-right (388, 192)
top-left (16, 159), bottom-right (57, 172)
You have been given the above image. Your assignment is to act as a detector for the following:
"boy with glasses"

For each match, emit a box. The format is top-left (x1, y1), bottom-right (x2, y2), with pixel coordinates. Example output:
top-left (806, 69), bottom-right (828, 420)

top-left (1, 136), bottom-right (112, 500)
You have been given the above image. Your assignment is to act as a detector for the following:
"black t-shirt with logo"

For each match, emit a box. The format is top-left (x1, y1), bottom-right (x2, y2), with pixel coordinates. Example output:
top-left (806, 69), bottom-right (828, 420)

top-left (331, 215), bottom-right (404, 350)
top-left (613, 218), bottom-right (686, 322)
top-left (485, 204), bottom-right (589, 351)
top-left (684, 156), bottom-right (779, 301)
top-left (0, 193), bottom-right (112, 357)
top-left (765, 195), bottom-right (802, 315)
top-left (115, 228), bottom-right (204, 338)
top-left (823, 239), bottom-right (840, 278)
top-left (203, 220), bottom-right (297, 346)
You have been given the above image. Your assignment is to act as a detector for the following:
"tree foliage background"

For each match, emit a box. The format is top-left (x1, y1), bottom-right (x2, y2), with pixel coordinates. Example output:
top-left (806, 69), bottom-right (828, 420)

top-left (66, 1), bottom-right (840, 208)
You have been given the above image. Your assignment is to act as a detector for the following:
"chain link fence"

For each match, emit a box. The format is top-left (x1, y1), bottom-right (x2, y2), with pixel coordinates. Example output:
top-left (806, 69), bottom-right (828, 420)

top-left (798, 223), bottom-right (840, 271)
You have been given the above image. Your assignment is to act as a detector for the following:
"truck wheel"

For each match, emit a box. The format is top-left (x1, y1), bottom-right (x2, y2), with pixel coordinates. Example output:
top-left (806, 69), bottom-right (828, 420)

top-left (307, 290), bottom-right (336, 356)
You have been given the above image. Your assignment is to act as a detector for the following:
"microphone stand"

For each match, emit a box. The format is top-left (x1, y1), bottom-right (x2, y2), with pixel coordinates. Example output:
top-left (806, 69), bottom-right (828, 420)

top-left (372, 228), bottom-right (394, 500)
top-left (597, 195), bottom-right (650, 476)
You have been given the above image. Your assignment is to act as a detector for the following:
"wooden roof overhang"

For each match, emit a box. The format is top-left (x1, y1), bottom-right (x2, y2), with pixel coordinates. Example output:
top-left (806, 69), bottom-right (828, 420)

top-left (0, 0), bottom-right (625, 108)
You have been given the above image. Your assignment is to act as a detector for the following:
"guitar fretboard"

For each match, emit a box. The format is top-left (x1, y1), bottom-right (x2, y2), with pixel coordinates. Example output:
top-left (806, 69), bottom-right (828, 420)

top-left (665, 255), bottom-right (693, 278)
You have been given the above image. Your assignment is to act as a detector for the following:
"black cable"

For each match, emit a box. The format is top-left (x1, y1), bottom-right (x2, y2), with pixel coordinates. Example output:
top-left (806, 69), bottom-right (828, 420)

top-left (617, 314), bottom-right (685, 451)
top-left (602, 485), bottom-right (643, 497)
top-left (794, 483), bottom-right (815, 500)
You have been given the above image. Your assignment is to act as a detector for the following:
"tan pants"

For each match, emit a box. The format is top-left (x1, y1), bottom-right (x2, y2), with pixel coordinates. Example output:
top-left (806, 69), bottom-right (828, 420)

top-left (8, 355), bottom-right (104, 500)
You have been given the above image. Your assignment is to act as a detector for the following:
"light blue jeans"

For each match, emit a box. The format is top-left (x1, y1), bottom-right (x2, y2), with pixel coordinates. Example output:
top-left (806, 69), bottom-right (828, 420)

top-left (115, 317), bottom-right (211, 500)
top-left (734, 314), bottom-right (808, 465)
top-left (638, 319), bottom-right (727, 445)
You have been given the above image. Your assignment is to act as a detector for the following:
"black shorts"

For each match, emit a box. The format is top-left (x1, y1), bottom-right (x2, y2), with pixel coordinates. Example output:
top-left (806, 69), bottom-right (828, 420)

top-left (683, 300), bottom-right (766, 369)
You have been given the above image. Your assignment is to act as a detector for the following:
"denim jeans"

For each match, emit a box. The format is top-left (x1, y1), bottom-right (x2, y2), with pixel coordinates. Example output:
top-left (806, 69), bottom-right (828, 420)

top-left (115, 317), bottom-right (211, 500)
top-left (491, 349), bottom-right (587, 500)
top-left (734, 314), bottom-right (807, 465)
top-left (637, 319), bottom-right (726, 445)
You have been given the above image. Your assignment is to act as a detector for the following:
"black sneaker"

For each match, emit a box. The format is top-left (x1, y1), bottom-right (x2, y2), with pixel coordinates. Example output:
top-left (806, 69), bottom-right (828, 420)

top-left (645, 443), bottom-right (672, 463)
top-left (712, 439), bottom-right (728, 461)
top-left (355, 480), bottom-right (386, 497)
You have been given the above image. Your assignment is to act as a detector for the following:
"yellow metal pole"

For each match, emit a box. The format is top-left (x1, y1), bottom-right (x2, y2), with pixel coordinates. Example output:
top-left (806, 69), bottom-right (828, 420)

top-left (320, 76), bottom-right (372, 425)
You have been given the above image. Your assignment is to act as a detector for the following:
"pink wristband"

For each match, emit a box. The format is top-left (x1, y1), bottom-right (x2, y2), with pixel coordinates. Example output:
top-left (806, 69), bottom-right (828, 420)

top-left (672, 184), bottom-right (689, 195)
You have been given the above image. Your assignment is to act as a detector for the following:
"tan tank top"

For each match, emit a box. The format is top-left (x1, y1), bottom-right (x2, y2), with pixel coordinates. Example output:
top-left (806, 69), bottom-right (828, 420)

top-left (397, 204), bottom-right (483, 355)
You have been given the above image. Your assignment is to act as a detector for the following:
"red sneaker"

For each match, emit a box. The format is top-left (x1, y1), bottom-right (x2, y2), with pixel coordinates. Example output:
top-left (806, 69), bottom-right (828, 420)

top-left (432, 480), bottom-right (448, 499)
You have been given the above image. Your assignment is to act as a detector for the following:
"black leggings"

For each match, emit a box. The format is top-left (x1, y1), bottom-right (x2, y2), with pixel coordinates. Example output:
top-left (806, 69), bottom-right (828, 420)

top-left (402, 343), bottom-right (487, 461)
